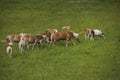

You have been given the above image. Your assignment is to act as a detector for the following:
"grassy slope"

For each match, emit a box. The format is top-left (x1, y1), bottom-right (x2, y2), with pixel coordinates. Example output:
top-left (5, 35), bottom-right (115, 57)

top-left (0, 0), bottom-right (120, 80)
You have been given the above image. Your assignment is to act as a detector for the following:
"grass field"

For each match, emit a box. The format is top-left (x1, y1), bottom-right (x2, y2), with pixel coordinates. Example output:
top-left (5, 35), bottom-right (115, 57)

top-left (0, 0), bottom-right (120, 80)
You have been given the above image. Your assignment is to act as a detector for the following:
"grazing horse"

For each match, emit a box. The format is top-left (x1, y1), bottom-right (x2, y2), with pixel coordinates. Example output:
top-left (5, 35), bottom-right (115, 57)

top-left (20, 34), bottom-right (45, 49)
top-left (50, 31), bottom-right (80, 46)
top-left (18, 33), bottom-right (45, 53)
top-left (84, 28), bottom-right (105, 41)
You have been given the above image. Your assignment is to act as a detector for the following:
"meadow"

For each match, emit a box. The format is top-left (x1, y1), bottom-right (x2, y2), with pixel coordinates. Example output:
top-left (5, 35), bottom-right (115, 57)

top-left (0, 0), bottom-right (120, 80)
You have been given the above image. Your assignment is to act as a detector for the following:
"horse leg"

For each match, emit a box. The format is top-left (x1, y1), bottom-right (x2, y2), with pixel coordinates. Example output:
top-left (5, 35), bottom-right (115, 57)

top-left (32, 41), bottom-right (37, 49)
top-left (85, 34), bottom-right (87, 40)
top-left (66, 38), bottom-right (69, 47)
top-left (10, 50), bottom-right (12, 59)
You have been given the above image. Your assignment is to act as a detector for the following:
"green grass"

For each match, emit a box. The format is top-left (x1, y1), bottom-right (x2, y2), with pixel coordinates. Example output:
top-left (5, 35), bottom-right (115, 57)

top-left (0, 0), bottom-right (120, 80)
